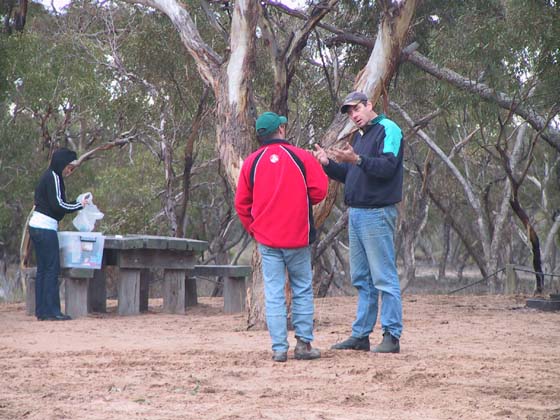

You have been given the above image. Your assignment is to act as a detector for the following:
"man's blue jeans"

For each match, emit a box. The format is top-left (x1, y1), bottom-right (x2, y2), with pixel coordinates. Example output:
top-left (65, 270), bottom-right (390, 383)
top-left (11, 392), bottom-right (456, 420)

top-left (258, 244), bottom-right (315, 352)
top-left (348, 206), bottom-right (403, 339)
top-left (29, 227), bottom-right (62, 318)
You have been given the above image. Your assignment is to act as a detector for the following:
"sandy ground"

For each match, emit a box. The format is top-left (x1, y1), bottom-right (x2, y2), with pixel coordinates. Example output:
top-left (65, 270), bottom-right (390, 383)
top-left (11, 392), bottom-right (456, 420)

top-left (1, 294), bottom-right (559, 420)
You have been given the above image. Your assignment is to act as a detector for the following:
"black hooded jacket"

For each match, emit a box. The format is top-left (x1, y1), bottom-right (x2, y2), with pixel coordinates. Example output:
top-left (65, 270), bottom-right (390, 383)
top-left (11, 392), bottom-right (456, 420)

top-left (34, 148), bottom-right (83, 221)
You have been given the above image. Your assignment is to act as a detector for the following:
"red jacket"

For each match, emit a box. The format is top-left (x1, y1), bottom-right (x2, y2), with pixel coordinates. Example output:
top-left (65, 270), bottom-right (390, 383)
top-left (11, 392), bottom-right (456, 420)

top-left (235, 139), bottom-right (328, 248)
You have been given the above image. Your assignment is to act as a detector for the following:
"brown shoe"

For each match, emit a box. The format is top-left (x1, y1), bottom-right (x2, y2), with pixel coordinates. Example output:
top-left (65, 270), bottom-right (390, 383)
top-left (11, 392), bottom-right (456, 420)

top-left (294, 338), bottom-right (321, 360)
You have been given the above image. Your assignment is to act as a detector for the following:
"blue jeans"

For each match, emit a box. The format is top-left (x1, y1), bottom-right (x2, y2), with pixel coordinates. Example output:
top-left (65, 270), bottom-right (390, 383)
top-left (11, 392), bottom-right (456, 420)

top-left (348, 206), bottom-right (403, 339)
top-left (258, 244), bottom-right (315, 352)
top-left (29, 227), bottom-right (62, 318)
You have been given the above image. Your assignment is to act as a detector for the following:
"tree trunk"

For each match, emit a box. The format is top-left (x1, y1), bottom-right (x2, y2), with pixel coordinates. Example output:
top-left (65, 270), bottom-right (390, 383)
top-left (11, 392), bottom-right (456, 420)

top-left (438, 221), bottom-right (450, 282)
top-left (247, 248), bottom-right (266, 330)
top-left (177, 89), bottom-right (209, 238)
top-left (314, 254), bottom-right (335, 298)
top-left (509, 199), bottom-right (544, 294)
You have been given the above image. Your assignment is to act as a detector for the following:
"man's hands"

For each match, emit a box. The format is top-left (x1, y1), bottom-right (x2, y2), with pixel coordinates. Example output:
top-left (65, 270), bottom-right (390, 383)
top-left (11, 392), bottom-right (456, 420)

top-left (332, 142), bottom-right (360, 164)
top-left (313, 143), bottom-right (359, 165)
top-left (313, 144), bottom-right (330, 165)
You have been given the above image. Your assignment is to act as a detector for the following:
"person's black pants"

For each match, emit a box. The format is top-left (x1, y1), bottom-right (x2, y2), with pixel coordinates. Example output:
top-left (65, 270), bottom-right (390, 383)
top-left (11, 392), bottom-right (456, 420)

top-left (29, 227), bottom-right (62, 319)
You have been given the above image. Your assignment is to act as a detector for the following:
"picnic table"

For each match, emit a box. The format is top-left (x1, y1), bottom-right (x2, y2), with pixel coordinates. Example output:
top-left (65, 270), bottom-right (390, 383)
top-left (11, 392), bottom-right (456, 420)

top-left (26, 234), bottom-right (208, 318)
top-left (99, 234), bottom-right (208, 316)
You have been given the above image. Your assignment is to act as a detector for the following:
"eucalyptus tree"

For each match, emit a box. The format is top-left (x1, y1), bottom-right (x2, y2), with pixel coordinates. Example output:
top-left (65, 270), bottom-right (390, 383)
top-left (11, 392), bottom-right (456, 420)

top-left (58, 3), bottom-right (216, 237)
top-left (92, 0), bottom-right (416, 326)
top-left (391, 0), bottom-right (560, 293)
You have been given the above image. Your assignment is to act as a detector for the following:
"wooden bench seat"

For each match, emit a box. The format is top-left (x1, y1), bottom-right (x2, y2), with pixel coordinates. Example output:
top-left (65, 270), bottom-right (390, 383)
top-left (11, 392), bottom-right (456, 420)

top-left (197, 264), bottom-right (252, 314)
top-left (167, 264), bottom-right (251, 314)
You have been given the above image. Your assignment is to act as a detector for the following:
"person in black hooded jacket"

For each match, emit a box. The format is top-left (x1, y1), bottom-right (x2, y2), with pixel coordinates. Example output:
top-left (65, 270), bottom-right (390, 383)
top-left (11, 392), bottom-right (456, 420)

top-left (28, 148), bottom-right (90, 321)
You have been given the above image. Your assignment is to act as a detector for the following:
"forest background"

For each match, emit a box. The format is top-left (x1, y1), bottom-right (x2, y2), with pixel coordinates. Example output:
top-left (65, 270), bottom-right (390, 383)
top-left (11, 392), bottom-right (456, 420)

top-left (1, 0), bottom-right (559, 315)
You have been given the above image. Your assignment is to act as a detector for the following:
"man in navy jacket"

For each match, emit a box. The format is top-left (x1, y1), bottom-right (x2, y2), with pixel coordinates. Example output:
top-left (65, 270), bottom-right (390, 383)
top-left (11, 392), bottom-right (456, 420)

top-left (314, 92), bottom-right (404, 353)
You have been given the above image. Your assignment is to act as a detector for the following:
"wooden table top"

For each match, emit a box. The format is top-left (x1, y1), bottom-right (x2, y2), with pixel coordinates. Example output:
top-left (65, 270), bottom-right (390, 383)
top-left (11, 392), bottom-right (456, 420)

top-left (103, 234), bottom-right (208, 252)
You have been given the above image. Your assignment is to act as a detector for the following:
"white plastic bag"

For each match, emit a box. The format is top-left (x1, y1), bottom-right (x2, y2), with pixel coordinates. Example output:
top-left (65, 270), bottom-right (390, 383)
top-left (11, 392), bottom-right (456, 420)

top-left (73, 192), bottom-right (104, 232)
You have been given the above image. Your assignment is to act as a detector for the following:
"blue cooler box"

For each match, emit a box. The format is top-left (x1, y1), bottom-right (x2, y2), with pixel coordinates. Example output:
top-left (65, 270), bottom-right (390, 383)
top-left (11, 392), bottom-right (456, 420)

top-left (58, 231), bottom-right (105, 269)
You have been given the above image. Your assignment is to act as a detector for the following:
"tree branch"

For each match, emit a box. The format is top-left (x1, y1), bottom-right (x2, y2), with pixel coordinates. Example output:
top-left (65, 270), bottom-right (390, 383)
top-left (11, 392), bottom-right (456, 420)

top-left (71, 129), bottom-right (138, 167)
top-left (123, 0), bottom-right (222, 88)
top-left (402, 50), bottom-right (560, 151)
top-left (391, 100), bottom-right (492, 264)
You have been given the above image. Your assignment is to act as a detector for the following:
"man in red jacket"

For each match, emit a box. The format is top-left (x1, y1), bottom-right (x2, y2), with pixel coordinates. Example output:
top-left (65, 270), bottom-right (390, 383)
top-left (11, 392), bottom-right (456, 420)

top-left (235, 111), bottom-right (328, 362)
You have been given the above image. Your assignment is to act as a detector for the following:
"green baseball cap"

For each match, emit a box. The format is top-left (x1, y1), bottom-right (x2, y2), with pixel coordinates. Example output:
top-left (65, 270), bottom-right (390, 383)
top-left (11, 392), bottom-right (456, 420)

top-left (256, 112), bottom-right (288, 137)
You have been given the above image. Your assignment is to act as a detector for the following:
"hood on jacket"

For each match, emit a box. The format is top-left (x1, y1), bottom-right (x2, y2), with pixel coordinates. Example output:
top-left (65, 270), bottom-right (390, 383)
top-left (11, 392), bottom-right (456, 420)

top-left (50, 148), bottom-right (77, 175)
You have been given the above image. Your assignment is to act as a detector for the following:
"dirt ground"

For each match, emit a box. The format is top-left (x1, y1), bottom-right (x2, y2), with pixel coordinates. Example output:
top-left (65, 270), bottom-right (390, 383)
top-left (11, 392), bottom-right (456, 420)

top-left (1, 294), bottom-right (559, 420)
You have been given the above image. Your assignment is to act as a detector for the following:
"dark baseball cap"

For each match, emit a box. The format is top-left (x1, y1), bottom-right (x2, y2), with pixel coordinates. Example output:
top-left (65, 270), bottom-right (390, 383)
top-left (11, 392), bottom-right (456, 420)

top-left (256, 112), bottom-right (288, 137)
top-left (340, 91), bottom-right (369, 113)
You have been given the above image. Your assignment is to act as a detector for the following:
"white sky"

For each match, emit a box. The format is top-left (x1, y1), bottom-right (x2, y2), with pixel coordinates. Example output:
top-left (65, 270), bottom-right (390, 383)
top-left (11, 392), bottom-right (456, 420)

top-left (38, 0), bottom-right (307, 12)
top-left (37, 0), bottom-right (70, 11)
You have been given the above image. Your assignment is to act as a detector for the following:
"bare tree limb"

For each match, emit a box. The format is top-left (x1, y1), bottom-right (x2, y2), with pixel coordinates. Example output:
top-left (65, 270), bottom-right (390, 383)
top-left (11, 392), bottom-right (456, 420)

top-left (402, 50), bottom-right (560, 151)
top-left (312, 209), bottom-right (348, 259)
top-left (199, 0), bottom-right (229, 43)
top-left (260, 0), bottom-right (338, 115)
top-left (264, 0), bottom-right (346, 38)
top-left (71, 129), bottom-right (138, 167)
top-left (391, 100), bottom-right (495, 276)
top-left (122, 0), bottom-right (222, 88)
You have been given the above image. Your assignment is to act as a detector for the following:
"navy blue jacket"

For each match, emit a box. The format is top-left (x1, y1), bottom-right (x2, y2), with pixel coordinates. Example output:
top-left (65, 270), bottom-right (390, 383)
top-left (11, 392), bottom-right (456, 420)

top-left (323, 114), bottom-right (403, 208)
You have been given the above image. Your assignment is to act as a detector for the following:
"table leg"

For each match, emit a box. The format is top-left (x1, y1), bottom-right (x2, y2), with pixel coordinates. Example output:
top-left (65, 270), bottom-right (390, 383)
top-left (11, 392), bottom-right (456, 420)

top-left (139, 269), bottom-right (151, 312)
top-left (88, 269), bottom-right (107, 313)
top-left (185, 274), bottom-right (198, 307)
top-left (163, 269), bottom-right (186, 314)
top-left (118, 268), bottom-right (141, 316)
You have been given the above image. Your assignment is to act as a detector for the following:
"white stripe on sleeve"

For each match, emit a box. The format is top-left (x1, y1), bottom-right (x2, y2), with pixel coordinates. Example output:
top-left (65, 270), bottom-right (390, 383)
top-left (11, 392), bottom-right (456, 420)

top-left (52, 171), bottom-right (82, 210)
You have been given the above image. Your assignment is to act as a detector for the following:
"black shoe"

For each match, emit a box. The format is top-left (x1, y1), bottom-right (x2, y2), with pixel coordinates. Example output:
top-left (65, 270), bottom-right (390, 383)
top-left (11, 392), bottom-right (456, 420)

top-left (371, 331), bottom-right (400, 353)
top-left (331, 336), bottom-right (370, 351)
top-left (272, 351), bottom-right (288, 363)
top-left (39, 314), bottom-right (72, 321)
